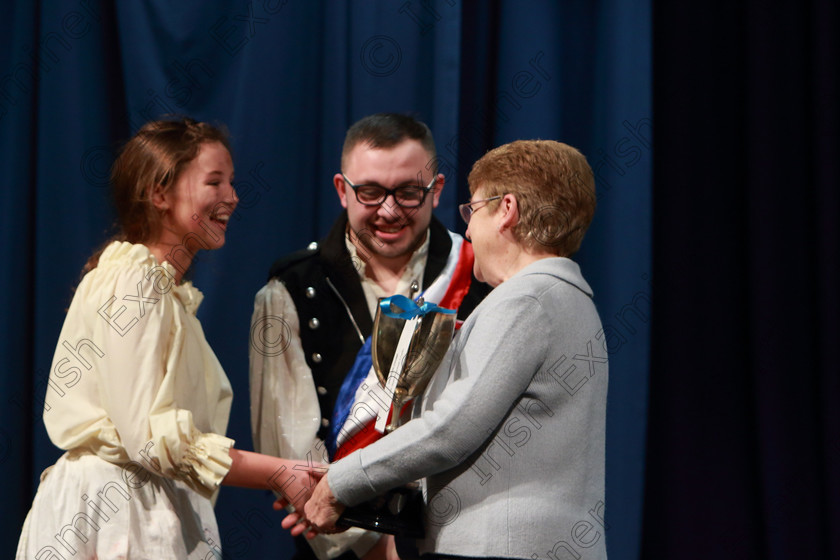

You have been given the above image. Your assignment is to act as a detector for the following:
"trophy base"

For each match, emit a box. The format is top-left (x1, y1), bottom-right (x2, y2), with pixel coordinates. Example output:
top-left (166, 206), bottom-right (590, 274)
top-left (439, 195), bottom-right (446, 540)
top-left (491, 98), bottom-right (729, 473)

top-left (336, 485), bottom-right (425, 538)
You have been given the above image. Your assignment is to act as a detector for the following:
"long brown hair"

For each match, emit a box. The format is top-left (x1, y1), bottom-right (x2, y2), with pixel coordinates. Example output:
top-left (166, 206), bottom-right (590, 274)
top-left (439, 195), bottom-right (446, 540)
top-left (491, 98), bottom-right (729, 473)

top-left (83, 118), bottom-right (230, 274)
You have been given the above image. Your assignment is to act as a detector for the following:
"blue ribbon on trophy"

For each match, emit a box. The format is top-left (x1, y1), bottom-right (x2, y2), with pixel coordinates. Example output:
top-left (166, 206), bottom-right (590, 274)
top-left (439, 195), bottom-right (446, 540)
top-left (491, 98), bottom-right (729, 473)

top-left (379, 294), bottom-right (456, 320)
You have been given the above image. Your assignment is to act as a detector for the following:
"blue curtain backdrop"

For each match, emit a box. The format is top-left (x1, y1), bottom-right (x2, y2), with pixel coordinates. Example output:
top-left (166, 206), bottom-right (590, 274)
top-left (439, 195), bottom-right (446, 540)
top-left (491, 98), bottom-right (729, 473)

top-left (0, 1), bottom-right (651, 558)
top-left (642, 2), bottom-right (840, 559)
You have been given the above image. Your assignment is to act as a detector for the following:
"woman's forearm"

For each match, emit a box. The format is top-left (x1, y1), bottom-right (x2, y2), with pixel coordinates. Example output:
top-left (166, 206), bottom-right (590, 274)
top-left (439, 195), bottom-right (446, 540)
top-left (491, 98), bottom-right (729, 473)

top-left (224, 448), bottom-right (325, 509)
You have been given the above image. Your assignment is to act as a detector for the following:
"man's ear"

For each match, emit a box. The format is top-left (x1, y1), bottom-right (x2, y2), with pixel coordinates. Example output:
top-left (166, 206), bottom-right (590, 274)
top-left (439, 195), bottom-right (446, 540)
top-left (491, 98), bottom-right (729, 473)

top-left (334, 173), bottom-right (349, 209)
top-left (498, 193), bottom-right (520, 232)
top-left (430, 173), bottom-right (445, 208)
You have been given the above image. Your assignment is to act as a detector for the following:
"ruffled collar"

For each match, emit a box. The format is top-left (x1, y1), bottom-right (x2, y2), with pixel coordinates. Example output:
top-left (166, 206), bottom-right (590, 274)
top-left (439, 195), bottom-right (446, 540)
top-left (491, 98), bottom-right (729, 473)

top-left (99, 241), bottom-right (205, 314)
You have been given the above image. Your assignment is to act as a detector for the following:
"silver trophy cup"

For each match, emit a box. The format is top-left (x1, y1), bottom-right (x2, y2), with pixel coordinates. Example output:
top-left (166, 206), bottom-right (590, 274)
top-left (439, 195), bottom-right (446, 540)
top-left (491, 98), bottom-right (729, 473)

top-left (337, 297), bottom-right (456, 537)
top-left (372, 297), bottom-right (456, 431)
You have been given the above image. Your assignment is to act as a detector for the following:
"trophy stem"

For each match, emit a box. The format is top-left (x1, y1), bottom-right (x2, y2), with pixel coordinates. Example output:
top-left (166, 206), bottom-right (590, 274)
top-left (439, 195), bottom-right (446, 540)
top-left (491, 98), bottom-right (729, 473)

top-left (385, 389), bottom-right (410, 433)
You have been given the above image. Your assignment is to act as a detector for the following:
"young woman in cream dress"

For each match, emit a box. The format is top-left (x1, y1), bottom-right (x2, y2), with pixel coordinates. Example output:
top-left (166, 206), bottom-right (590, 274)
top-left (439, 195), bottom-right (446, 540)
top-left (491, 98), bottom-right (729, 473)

top-left (17, 119), bottom-right (319, 559)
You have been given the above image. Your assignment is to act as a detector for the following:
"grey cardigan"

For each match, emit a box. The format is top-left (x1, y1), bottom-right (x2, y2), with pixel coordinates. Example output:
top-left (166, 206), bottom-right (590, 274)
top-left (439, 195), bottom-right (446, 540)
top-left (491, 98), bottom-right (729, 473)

top-left (329, 258), bottom-right (608, 559)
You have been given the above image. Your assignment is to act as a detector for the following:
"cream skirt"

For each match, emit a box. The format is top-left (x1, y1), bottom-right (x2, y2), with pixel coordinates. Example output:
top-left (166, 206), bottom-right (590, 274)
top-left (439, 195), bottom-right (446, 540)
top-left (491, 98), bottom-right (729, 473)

top-left (16, 451), bottom-right (222, 559)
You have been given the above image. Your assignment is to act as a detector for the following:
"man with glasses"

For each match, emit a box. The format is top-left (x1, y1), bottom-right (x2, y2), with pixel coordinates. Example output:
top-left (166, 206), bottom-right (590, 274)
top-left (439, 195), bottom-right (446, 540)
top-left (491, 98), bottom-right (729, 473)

top-left (250, 113), bottom-right (488, 560)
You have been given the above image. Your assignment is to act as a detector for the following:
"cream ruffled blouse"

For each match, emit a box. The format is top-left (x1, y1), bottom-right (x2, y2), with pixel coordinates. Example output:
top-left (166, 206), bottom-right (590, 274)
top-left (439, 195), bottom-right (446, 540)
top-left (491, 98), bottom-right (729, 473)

top-left (44, 241), bottom-right (234, 498)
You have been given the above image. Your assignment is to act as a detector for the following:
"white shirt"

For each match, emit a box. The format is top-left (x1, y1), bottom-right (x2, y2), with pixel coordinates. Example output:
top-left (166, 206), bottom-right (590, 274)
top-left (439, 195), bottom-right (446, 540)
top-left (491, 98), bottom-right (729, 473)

top-left (345, 230), bottom-right (429, 316)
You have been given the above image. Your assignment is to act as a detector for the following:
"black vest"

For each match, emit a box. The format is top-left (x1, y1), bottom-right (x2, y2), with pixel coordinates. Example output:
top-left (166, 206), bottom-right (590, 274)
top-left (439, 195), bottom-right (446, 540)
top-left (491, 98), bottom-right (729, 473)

top-left (268, 212), bottom-right (489, 440)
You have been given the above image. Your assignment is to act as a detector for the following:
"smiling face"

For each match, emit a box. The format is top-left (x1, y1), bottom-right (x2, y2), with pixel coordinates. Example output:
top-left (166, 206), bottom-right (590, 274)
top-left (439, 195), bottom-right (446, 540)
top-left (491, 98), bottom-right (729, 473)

top-left (335, 139), bottom-right (442, 267)
top-left (154, 141), bottom-right (237, 253)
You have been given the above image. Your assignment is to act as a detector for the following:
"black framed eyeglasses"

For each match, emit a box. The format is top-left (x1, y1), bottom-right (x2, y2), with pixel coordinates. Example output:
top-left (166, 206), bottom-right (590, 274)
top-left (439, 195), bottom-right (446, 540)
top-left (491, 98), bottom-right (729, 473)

top-left (459, 196), bottom-right (502, 224)
top-left (341, 173), bottom-right (436, 208)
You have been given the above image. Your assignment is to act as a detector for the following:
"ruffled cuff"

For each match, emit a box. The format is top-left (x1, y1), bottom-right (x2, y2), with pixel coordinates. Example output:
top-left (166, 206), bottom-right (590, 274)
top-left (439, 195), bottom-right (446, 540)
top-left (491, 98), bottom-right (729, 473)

top-left (179, 431), bottom-right (235, 498)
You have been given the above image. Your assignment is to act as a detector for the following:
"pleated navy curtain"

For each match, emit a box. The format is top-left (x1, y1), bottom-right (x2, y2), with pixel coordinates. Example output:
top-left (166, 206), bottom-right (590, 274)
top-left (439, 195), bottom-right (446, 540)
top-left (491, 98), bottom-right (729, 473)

top-left (0, 1), bottom-right (651, 558)
top-left (644, 2), bottom-right (839, 559)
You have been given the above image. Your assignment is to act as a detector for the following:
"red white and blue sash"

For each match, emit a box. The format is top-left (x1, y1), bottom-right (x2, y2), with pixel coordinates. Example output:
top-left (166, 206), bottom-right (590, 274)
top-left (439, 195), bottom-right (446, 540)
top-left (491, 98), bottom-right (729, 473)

top-left (326, 233), bottom-right (475, 460)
